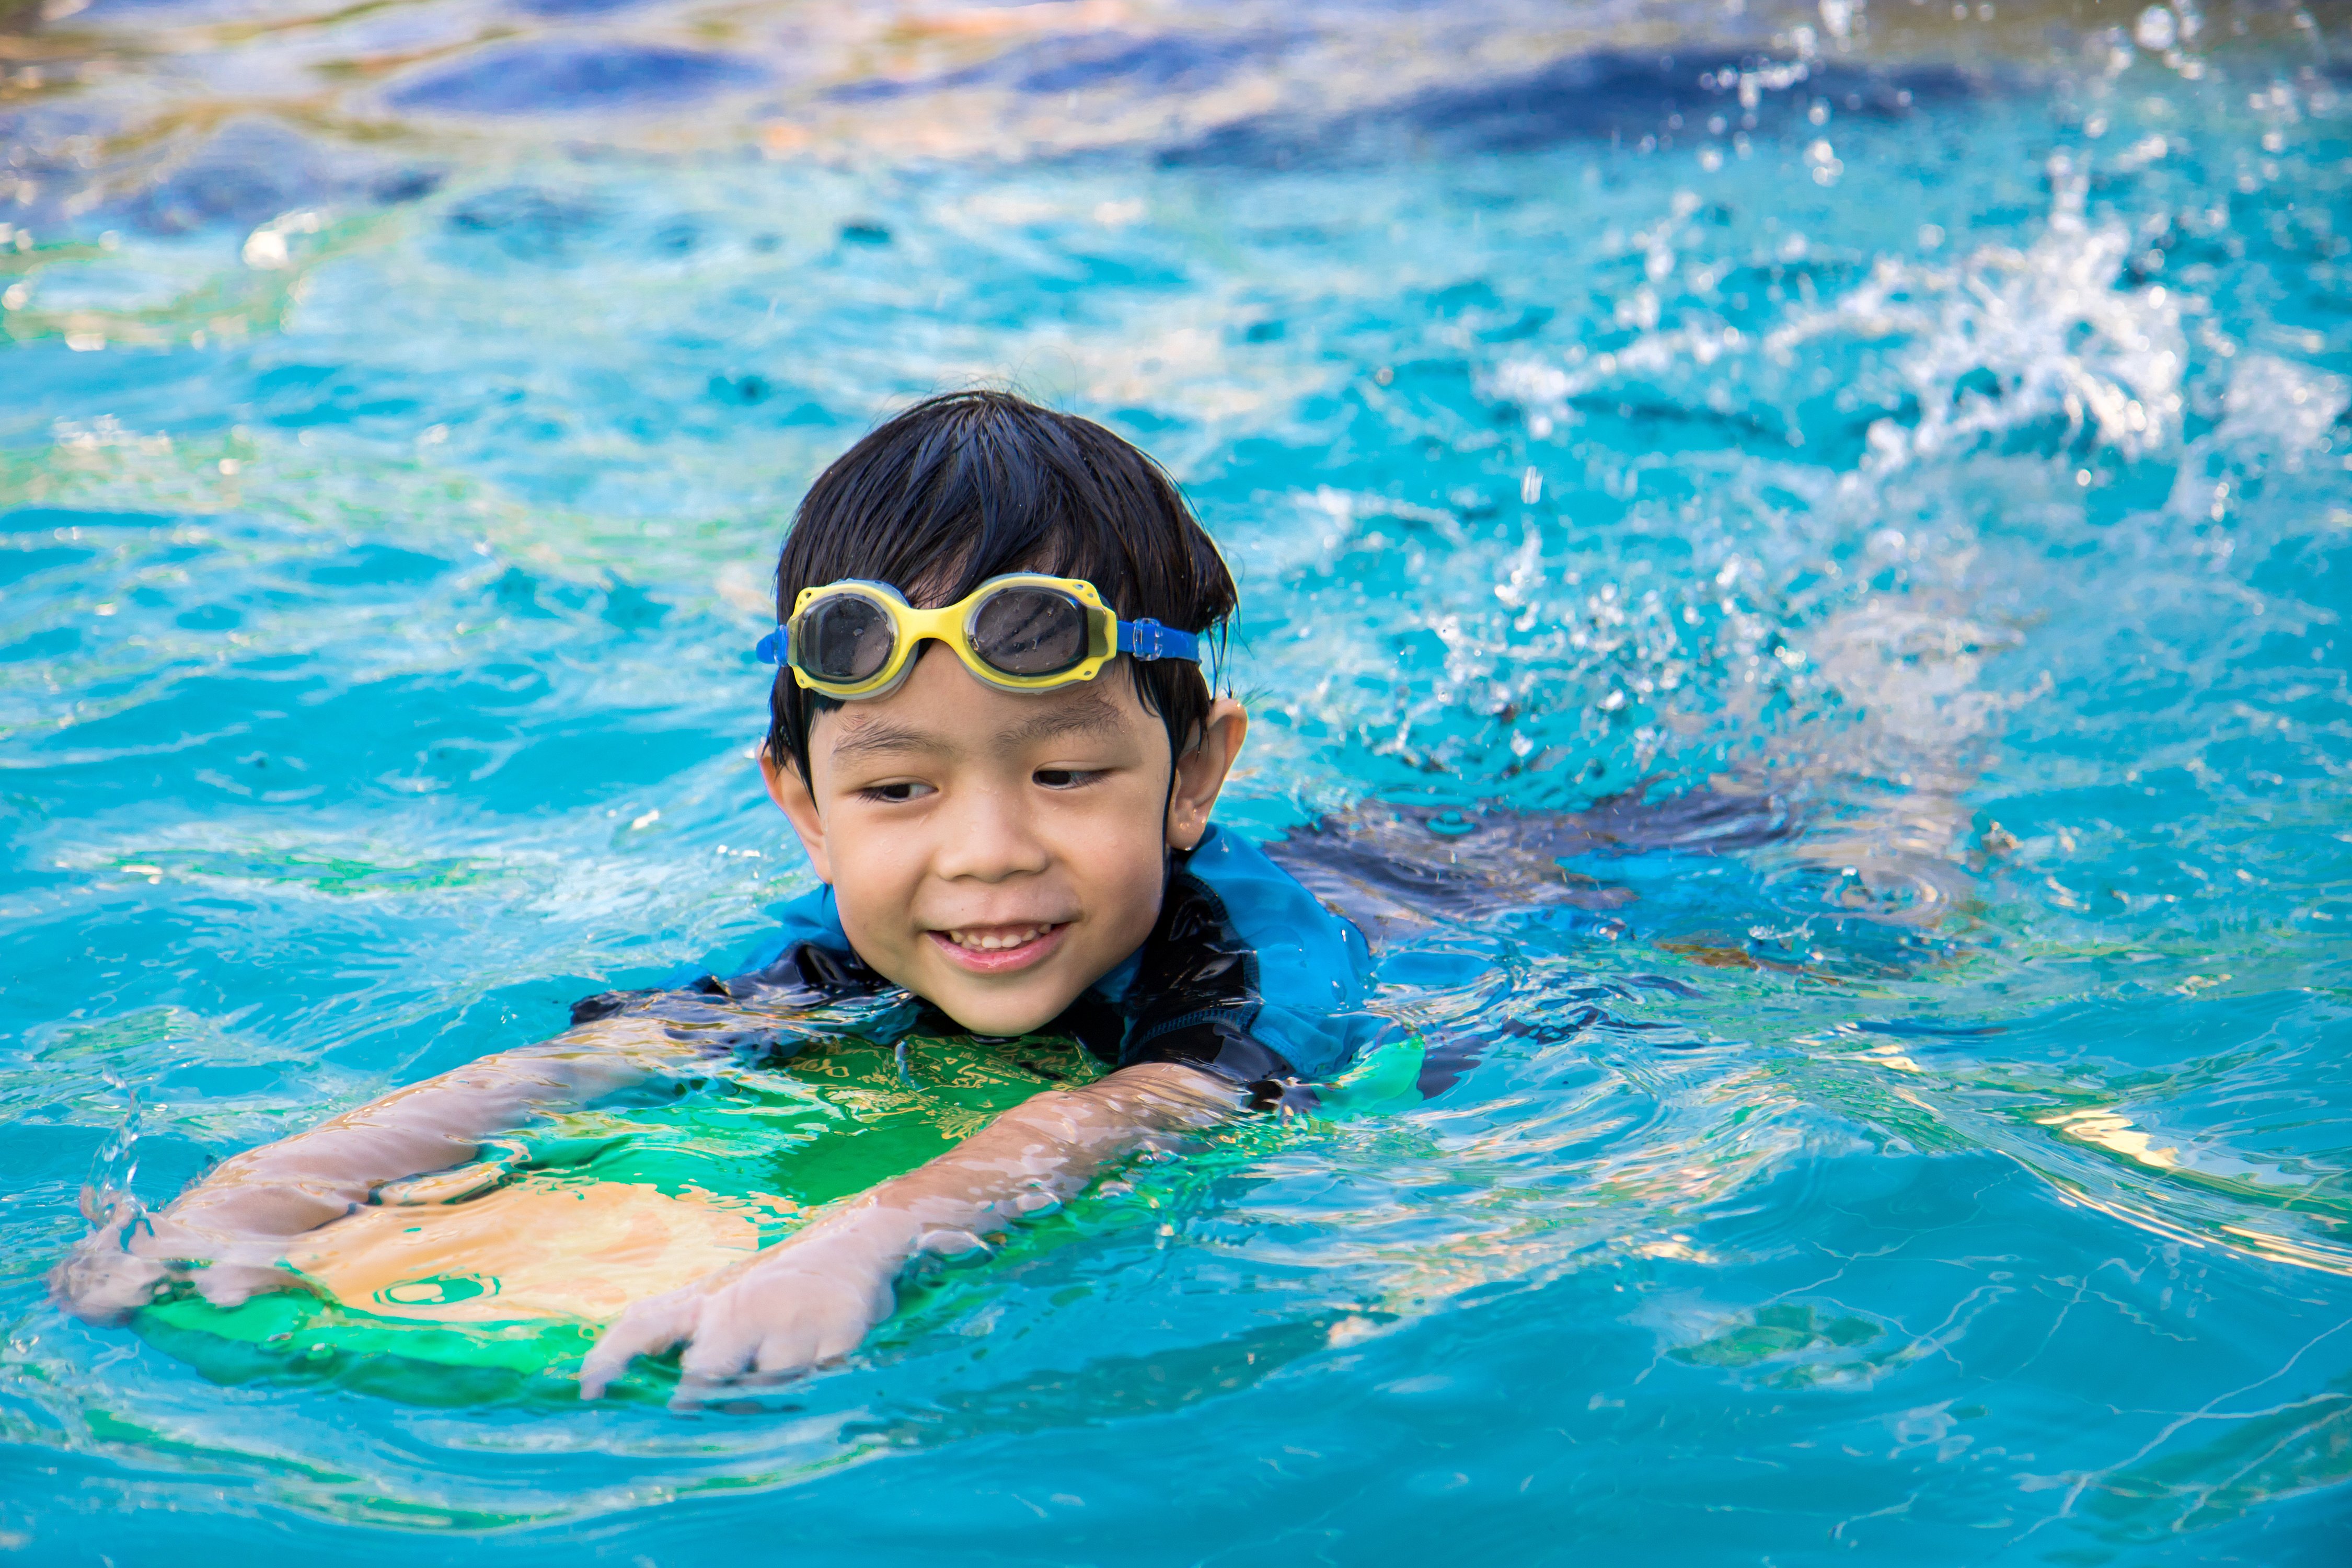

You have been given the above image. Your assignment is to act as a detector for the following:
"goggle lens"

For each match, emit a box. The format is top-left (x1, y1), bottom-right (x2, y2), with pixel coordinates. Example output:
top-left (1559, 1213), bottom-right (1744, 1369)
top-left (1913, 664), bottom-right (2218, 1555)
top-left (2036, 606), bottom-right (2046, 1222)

top-left (971, 586), bottom-right (1090, 676)
top-left (776, 577), bottom-right (1168, 694)
top-left (793, 594), bottom-right (895, 684)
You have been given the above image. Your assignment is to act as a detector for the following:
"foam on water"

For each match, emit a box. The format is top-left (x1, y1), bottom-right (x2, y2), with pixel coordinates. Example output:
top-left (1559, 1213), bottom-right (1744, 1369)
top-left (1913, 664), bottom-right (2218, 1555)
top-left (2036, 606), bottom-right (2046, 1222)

top-left (2, 2), bottom-right (2350, 1562)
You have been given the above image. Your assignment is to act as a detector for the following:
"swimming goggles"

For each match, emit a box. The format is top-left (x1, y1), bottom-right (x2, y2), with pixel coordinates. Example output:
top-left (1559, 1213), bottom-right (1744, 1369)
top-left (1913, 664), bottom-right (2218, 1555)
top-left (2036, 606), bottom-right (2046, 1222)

top-left (754, 573), bottom-right (1201, 699)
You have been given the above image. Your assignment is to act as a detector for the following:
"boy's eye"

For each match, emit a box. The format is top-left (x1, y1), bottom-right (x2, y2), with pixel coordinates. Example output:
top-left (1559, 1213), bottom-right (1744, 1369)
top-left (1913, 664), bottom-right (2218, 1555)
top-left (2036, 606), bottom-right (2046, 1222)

top-left (1032, 768), bottom-right (1100, 789)
top-left (859, 780), bottom-right (933, 803)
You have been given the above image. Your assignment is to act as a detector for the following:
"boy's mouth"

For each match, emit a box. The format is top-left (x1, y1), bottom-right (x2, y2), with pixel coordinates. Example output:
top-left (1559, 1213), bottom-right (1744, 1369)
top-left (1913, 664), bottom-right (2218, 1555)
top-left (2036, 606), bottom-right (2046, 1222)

top-left (928, 921), bottom-right (1068, 975)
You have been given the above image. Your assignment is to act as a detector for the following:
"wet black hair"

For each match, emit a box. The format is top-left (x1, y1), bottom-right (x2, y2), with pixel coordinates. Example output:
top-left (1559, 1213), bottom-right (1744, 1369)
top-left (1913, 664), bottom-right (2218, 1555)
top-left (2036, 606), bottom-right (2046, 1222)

top-left (766, 390), bottom-right (1237, 782)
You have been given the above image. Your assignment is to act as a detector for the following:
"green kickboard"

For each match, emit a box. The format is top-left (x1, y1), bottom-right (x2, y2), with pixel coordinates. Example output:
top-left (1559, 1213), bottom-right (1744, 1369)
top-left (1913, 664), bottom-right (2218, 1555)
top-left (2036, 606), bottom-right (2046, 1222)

top-left (132, 1025), bottom-right (1428, 1403)
top-left (135, 1027), bottom-right (1106, 1403)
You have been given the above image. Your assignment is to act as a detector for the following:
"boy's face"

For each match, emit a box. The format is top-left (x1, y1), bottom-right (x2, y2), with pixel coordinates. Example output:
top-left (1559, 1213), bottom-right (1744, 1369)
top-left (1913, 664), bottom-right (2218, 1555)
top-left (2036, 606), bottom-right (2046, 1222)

top-left (762, 648), bottom-right (1246, 1037)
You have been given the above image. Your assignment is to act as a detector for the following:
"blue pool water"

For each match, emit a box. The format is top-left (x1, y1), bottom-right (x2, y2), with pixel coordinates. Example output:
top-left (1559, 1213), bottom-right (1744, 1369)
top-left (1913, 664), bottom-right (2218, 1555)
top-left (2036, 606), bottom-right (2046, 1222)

top-left (4, 1), bottom-right (2351, 1561)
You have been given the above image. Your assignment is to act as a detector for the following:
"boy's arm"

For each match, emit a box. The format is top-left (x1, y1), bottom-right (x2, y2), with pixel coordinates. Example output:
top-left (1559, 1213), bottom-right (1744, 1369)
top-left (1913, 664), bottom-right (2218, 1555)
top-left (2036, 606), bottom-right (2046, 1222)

top-left (50, 1016), bottom-right (695, 1324)
top-left (577, 1059), bottom-right (1247, 1399)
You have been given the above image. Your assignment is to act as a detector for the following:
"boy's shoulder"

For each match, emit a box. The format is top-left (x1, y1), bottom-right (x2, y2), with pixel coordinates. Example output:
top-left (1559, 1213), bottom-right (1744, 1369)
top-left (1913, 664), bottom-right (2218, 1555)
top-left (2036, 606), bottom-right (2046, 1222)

top-left (1169, 825), bottom-right (1374, 1021)
top-left (1141, 825), bottom-right (1378, 1083)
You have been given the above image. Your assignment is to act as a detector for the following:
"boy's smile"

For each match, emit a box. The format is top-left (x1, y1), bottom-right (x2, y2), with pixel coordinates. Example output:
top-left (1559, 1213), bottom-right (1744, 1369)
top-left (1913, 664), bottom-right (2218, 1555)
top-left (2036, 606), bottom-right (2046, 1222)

top-left (762, 644), bottom-right (1245, 1037)
top-left (931, 922), bottom-right (1067, 972)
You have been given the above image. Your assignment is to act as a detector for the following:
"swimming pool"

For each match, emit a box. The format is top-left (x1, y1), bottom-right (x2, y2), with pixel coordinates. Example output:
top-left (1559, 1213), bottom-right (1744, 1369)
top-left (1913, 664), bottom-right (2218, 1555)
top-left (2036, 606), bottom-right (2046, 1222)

top-left (3, 0), bottom-right (2349, 1560)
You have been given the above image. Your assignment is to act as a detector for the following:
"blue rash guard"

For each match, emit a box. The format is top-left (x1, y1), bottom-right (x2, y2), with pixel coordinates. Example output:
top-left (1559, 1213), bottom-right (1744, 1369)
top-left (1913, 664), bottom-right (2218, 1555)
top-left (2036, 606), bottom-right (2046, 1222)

top-left (582, 826), bottom-right (1384, 1107)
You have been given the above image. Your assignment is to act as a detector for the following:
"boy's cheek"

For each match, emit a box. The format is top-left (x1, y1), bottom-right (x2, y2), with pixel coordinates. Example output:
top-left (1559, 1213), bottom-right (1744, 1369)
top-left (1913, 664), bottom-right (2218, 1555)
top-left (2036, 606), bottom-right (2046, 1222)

top-left (833, 874), bottom-right (919, 949)
top-left (824, 808), bottom-right (927, 880)
top-left (823, 850), bottom-right (926, 960)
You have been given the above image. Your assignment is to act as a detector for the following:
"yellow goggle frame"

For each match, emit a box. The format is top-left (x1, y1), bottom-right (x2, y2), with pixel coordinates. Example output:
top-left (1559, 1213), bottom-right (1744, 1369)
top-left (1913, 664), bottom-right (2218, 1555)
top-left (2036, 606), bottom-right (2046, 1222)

top-left (776, 573), bottom-right (1123, 700)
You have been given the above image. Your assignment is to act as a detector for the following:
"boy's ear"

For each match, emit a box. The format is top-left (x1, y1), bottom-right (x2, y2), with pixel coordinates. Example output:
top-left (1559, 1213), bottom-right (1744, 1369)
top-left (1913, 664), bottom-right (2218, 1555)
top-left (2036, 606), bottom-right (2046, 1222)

top-left (1166, 697), bottom-right (1248, 852)
top-left (758, 743), bottom-right (833, 883)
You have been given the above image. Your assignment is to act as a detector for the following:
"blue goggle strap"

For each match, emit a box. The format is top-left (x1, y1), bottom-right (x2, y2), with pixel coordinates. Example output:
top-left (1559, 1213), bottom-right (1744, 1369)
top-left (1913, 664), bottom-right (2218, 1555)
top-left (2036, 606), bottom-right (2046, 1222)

top-left (1116, 618), bottom-right (1201, 663)
top-left (753, 618), bottom-right (1199, 666)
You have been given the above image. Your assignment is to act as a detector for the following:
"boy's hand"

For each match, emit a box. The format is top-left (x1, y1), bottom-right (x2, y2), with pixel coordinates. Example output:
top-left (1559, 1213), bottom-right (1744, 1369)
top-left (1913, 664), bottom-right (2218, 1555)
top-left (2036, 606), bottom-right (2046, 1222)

top-left (574, 1066), bottom-right (1241, 1405)
top-left (48, 1191), bottom-right (303, 1325)
top-left (577, 1204), bottom-right (925, 1402)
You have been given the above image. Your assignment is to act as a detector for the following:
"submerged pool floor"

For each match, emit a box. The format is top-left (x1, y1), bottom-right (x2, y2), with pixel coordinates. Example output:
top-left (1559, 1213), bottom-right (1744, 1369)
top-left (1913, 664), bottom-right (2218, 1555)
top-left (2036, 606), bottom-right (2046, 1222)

top-left (2, 2), bottom-right (2350, 1562)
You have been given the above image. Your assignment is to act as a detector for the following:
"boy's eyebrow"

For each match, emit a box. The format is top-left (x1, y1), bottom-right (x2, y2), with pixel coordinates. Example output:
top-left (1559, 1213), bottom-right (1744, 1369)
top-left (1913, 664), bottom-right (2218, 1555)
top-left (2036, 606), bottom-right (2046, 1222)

top-left (824, 692), bottom-right (1126, 764)
top-left (993, 691), bottom-right (1123, 748)
top-left (826, 718), bottom-right (942, 762)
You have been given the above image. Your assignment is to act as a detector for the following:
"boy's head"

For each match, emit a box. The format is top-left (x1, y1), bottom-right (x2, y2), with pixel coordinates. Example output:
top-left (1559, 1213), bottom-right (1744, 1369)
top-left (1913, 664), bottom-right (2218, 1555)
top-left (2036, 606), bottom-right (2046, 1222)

top-left (758, 391), bottom-right (1246, 1036)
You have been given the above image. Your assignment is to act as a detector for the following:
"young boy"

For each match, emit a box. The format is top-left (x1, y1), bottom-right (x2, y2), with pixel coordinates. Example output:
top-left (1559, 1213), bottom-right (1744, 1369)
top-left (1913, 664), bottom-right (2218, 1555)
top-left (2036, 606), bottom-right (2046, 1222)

top-left (52, 390), bottom-right (1380, 1399)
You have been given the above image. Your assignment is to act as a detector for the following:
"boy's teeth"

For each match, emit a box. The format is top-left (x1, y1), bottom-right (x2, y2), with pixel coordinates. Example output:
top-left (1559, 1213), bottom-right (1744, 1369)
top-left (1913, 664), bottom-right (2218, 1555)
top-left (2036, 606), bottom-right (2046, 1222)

top-left (951, 925), bottom-right (1048, 951)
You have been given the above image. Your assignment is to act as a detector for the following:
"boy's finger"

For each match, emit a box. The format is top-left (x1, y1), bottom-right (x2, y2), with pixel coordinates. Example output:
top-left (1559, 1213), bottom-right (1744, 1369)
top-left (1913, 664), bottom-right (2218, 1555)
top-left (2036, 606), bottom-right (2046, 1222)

top-left (578, 1293), bottom-right (695, 1400)
top-left (46, 1247), bottom-right (167, 1325)
top-left (578, 1329), bottom-right (656, 1400)
top-left (810, 1315), bottom-right (867, 1364)
top-left (752, 1327), bottom-right (818, 1377)
top-left (194, 1262), bottom-right (296, 1309)
top-left (750, 1294), bottom-right (870, 1374)
top-left (676, 1315), bottom-right (760, 1384)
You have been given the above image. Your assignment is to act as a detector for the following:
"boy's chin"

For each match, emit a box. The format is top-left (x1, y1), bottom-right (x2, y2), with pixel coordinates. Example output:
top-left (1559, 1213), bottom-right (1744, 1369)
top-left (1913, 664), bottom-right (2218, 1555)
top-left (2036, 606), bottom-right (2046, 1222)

top-left (904, 926), bottom-right (1091, 1037)
top-left (924, 985), bottom-right (1076, 1039)
top-left (908, 958), bottom-right (1086, 1038)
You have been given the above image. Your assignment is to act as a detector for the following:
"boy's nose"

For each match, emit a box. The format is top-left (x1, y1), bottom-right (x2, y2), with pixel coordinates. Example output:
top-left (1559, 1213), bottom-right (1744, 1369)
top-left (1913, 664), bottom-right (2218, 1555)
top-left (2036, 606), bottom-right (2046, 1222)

top-left (931, 782), bottom-right (1052, 882)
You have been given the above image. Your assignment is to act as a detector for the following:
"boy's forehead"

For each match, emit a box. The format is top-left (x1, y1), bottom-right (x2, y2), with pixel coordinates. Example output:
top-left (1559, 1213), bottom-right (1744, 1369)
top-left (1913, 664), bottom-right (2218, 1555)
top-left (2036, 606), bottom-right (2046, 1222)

top-left (814, 656), bottom-right (1145, 759)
